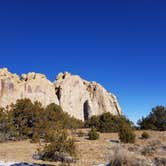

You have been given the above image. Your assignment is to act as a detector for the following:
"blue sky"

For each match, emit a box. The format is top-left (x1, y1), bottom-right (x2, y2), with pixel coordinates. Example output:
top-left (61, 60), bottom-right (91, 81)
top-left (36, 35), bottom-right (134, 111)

top-left (0, 0), bottom-right (166, 123)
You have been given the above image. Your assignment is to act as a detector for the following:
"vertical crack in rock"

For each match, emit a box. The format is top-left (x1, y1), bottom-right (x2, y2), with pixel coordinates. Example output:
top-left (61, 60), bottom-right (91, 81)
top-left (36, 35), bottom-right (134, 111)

top-left (55, 86), bottom-right (62, 105)
top-left (83, 100), bottom-right (91, 121)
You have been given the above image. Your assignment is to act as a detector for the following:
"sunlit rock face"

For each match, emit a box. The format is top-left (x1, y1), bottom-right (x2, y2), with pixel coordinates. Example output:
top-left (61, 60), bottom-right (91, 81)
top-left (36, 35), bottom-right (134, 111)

top-left (54, 72), bottom-right (121, 121)
top-left (0, 68), bottom-right (58, 108)
top-left (0, 68), bottom-right (121, 121)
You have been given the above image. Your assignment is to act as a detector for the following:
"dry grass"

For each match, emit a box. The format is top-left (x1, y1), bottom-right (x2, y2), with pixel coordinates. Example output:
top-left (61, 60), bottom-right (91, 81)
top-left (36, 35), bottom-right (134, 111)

top-left (0, 130), bottom-right (165, 166)
top-left (109, 145), bottom-right (152, 166)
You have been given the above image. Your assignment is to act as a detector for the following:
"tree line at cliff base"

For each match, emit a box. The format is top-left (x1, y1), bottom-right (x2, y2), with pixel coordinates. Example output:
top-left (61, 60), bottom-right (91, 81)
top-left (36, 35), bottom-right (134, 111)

top-left (0, 99), bottom-right (165, 163)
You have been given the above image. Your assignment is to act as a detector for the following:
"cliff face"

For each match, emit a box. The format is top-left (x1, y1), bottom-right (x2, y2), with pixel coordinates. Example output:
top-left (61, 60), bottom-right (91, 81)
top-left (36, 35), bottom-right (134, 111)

top-left (0, 68), bottom-right (121, 121)
top-left (54, 72), bottom-right (121, 120)
top-left (0, 68), bottom-right (58, 108)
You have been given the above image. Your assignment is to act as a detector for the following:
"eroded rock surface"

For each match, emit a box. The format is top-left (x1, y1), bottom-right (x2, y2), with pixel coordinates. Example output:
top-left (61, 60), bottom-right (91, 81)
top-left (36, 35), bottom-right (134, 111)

top-left (54, 72), bottom-right (121, 120)
top-left (0, 68), bottom-right (121, 120)
top-left (0, 68), bottom-right (58, 108)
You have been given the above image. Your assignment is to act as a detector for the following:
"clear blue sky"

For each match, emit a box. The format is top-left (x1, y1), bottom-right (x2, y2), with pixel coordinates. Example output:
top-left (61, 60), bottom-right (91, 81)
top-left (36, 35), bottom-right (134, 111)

top-left (0, 0), bottom-right (166, 124)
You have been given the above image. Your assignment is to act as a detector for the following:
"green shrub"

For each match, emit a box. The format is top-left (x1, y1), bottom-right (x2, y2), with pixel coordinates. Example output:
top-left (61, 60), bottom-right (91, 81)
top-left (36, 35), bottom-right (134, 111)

top-left (0, 99), bottom-right (84, 143)
top-left (141, 132), bottom-right (150, 139)
top-left (85, 115), bottom-right (100, 129)
top-left (86, 112), bottom-right (134, 133)
top-left (39, 127), bottom-right (76, 162)
top-left (0, 100), bottom-right (84, 142)
top-left (88, 127), bottom-right (99, 140)
top-left (41, 103), bottom-right (84, 130)
top-left (64, 116), bottom-right (84, 129)
top-left (9, 99), bottom-right (44, 138)
top-left (0, 108), bottom-right (20, 142)
top-left (138, 106), bottom-right (166, 131)
top-left (118, 123), bottom-right (135, 143)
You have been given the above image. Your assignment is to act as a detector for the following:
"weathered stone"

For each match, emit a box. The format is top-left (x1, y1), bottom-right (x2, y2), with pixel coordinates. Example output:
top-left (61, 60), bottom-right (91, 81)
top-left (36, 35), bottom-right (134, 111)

top-left (0, 68), bottom-right (58, 108)
top-left (0, 68), bottom-right (121, 120)
top-left (54, 72), bottom-right (121, 120)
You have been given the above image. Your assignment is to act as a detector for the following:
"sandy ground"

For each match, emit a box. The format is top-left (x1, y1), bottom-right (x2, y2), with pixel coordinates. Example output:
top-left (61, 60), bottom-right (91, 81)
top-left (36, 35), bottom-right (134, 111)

top-left (0, 130), bottom-right (165, 166)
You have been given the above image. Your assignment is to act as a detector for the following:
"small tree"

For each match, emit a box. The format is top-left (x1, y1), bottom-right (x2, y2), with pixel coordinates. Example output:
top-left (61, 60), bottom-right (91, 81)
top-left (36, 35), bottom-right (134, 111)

top-left (118, 123), bottom-right (135, 143)
top-left (9, 99), bottom-right (44, 138)
top-left (88, 127), bottom-right (99, 140)
top-left (86, 112), bottom-right (134, 133)
top-left (0, 108), bottom-right (19, 142)
top-left (138, 106), bottom-right (166, 131)
top-left (38, 127), bottom-right (76, 162)
top-left (41, 103), bottom-right (83, 130)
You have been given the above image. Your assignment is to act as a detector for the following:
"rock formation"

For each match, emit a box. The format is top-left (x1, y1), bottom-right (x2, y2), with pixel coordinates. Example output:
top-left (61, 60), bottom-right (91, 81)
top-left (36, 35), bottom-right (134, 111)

top-left (0, 68), bottom-right (121, 121)
top-left (0, 68), bottom-right (58, 108)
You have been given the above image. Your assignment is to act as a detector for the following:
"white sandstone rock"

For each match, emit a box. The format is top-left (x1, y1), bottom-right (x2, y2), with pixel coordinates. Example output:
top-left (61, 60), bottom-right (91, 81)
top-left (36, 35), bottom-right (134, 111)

top-left (0, 68), bottom-right (121, 120)
top-left (0, 68), bottom-right (58, 108)
top-left (54, 72), bottom-right (121, 120)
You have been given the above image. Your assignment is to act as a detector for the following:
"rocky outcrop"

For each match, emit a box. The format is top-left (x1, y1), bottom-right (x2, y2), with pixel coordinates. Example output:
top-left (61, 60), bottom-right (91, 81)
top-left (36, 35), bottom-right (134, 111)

top-left (0, 68), bottom-right (121, 120)
top-left (0, 68), bottom-right (58, 108)
top-left (54, 72), bottom-right (121, 121)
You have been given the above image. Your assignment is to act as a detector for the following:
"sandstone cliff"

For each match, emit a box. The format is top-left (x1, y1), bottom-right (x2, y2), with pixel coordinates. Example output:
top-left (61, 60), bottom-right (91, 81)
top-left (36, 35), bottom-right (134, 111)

top-left (0, 68), bottom-right (121, 120)
top-left (0, 68), bottom-right (58, 108)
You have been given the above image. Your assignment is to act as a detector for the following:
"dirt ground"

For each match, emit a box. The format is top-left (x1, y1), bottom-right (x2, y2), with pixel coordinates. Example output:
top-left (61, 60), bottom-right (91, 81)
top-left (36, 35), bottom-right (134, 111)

top-left (0, 130), bottom-right (165, 166)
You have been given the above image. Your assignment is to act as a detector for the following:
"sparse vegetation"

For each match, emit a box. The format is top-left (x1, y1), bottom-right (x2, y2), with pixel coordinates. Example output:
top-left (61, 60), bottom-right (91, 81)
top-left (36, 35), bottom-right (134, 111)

top-left (138, 106), bottom-right (166, 131)
top-left (0, 99), bottom-right (84, 163)
top-left (38, 127), bottom-right (76, 163)
top-left (0, 130), bottom-right (165, 166)
top-left (88, 127), bottom-right (99, 140)
top-left (118, 123), bottom-right (135, 143)
top-left (110, 145), bottom-right (149, 166)
top-left (141, 140), bottom-right (161, 156)
top-left (141, 131), bottom-right (150, 139)
top-left (0, 101), bottom-right (165, 165)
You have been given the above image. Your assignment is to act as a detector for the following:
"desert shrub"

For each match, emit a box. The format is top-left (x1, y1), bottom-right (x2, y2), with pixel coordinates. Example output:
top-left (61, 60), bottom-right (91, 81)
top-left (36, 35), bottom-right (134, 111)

top-left (138, 106), bottom-right (166, 131)
top-left (120, 115), bottom-right (134, 128)
top-left (9, 99), bottom-right (44, 139)
top-left (85, 115), bottom-right (100, 128)
top-left (64, 116), bottom-right (84, 129)
top-left (99, 112), bottom-right (119, 132)
top-left (38, 127), bottom-right (76, 163)
top-left (0, 108), bottom-right (8, 136)
top-left (110, 145), bottom-right (150, 166)
top-left (0, 100), bottom-right (83, 143)
top-left (0, 108), bottom-right (20, 142)
top-left (40, 103), bottom-right (84, 131)
top-left (118, 123), bottom-right (135, 143)
top-left (86, 112), bottom-right (133, 133)
top-left (88, 127), bottom-right (99, 140)
top-left (141, 132), bottom-right (150, 139)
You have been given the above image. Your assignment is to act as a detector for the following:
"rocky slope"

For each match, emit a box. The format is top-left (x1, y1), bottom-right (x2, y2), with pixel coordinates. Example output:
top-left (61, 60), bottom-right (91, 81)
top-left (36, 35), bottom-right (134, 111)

top-left (0, 68), bottom-right (121, 120)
